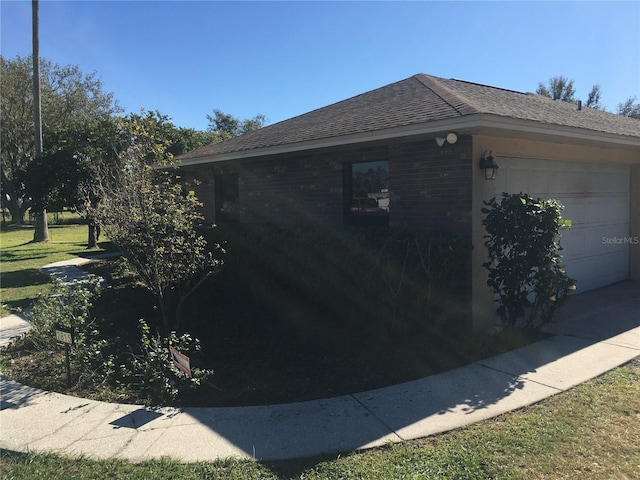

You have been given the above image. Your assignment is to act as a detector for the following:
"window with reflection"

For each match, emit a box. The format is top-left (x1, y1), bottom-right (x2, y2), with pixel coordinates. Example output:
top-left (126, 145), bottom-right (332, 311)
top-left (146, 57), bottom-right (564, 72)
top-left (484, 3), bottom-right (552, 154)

top-left (346, 160), bottom-right (389, 226)
top-left (214, 173), bottom-right (239, 223)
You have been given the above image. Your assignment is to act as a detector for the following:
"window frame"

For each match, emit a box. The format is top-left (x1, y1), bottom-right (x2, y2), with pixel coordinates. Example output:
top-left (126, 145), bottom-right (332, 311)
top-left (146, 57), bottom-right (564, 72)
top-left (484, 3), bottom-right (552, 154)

top-left (214, 173), bottom-right (240, 223)
top-left (344, 160), bottom-right (390, 227)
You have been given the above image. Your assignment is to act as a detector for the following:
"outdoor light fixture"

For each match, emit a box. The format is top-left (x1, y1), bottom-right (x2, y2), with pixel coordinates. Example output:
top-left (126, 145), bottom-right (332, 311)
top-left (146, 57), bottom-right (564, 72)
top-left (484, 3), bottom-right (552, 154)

top-left (435, 132), bottom-right (458, 147)
top-left (479, 150), bottom-right (499, 180)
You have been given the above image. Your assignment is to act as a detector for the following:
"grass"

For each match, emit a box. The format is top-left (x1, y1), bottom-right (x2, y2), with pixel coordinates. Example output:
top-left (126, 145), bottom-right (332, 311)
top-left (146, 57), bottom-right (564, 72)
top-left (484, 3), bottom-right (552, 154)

top-left (0, 216), bottom-right (114, 317)
top-left (1, 357), bottom-right (638, 479)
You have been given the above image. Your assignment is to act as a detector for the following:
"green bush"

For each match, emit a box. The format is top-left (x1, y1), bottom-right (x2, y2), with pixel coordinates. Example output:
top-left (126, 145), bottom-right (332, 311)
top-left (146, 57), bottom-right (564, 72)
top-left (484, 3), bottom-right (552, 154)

top-left (101, 162), bottom-right (220, 334)
top-left (116, 319), bottom-right (213, 406)
top-left (204, 224), bottom-right (471, 337)
top-left (482, 193), bottom-right (576, 330)
top-left (24, 276), bottom-right (212, 404)
top-left (26, 276), bottom-right (116, 388)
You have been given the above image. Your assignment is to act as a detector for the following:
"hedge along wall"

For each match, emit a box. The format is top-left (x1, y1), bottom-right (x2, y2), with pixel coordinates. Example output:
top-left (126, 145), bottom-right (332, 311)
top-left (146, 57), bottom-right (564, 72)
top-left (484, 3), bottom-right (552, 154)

top-left (202, 224), bottom-right (472, 338)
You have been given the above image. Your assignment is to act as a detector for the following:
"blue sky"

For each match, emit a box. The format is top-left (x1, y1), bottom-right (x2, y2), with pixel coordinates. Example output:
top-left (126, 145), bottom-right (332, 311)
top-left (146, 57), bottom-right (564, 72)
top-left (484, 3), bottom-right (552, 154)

top-left (2, 1), bottom-right (639, 131)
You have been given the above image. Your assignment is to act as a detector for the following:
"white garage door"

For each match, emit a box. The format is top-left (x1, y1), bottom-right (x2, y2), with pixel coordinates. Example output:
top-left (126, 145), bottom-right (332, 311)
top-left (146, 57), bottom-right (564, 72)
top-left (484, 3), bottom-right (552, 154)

top-left (495, 159), bottom-right (630, 292)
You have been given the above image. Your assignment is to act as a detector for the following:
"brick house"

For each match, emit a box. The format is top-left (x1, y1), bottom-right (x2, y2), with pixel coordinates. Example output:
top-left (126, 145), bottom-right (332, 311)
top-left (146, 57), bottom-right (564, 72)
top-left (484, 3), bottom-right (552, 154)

top-left (177, 74), bottom-right (640, 330)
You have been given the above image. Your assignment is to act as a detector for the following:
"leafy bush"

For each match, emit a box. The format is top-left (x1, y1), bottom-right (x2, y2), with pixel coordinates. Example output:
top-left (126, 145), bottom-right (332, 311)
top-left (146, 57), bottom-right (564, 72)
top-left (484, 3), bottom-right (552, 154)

top-left (204, 224), bottom-right (472, 337)
top-left (117, 319), bottom-right (213, 405)
top-left (23, 276), bottom-right (212, 404)
top-left (26, 276), bottom-right (116, 388)
top-left (482, 193), bottom-right (576, 330)
top-left (101, 162), bottom-right (221, 333)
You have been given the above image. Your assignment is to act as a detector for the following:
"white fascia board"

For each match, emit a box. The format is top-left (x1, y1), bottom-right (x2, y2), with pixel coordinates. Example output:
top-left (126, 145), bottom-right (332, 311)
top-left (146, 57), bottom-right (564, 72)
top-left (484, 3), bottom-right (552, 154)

top-left (176, 114), bottom-right (640, 167)
top-left (475, 115), bottom-right (640, 149)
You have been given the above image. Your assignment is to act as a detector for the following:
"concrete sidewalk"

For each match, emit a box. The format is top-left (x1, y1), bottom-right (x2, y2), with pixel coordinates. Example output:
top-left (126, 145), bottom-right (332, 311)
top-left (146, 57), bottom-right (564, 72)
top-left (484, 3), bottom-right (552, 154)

top-left (1, 264), bottom-right (638, 462)
top-left (0, 253), bottom-right (119, 349)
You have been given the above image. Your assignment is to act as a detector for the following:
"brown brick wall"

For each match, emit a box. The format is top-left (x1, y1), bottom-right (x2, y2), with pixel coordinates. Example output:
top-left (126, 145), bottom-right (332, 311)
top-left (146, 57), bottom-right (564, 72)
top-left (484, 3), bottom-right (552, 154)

top-left (236, 153), bottom-right (345, 225)
top-left (390, 136), bottom-right (473, 234)
top-left (180, 136), bottom-right (473, 235)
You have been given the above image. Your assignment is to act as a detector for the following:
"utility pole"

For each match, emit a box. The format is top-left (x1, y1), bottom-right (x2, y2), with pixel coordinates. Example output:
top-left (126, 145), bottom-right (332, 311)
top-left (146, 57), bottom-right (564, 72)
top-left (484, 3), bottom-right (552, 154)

top-left (32, 0), bottom-right (49, 242)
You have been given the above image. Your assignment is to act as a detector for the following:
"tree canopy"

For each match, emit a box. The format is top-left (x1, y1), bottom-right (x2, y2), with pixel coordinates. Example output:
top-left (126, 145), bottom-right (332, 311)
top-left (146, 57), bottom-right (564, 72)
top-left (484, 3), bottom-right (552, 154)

top-left (536, 75), bottom-right (601, 108)
top-left (617, 96), bottom-right (640, 119)
top-left (536, 75), bottom-right (640, 116)
top-left (24, 116), bottom-right (128, 247)
top-left (98, 125), bottom-right (220, 332)
top-left (1, 55), bottom-right (120, 224)
top-left (206, 109), bottom-right (266, 139)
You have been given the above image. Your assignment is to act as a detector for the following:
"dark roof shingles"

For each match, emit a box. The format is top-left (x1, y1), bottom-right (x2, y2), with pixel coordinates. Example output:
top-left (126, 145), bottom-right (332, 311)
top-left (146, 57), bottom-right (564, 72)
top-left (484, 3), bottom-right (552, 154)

top-left (179, 74), bottom-right (640, 161)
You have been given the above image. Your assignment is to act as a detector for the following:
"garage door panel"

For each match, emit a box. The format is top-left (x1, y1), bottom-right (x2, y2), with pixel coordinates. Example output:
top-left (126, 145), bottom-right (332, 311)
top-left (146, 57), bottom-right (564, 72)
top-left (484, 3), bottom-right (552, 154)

top-left (528, 171), bottom-right (550, 195)
top-left (557, 197), bottom-right (585, 225)
top-left (584, 224), bottom-right (629, 257)
top-left (504, 169), bottom-right (529, 192)
top-left (559, 228), bottom-right (585, 257)
top-left (564, 251), bottom-right (629, 292)
top-left (585, 196), bottom-right (629, 225)
top-left (500, 159), bottom-right (630, 293)
top-left (587, 171), bottom-right (630, 193)
top-left (558, 225), bottom-right (628, 260)
top-left (550, 171), bottom-right (585, 194)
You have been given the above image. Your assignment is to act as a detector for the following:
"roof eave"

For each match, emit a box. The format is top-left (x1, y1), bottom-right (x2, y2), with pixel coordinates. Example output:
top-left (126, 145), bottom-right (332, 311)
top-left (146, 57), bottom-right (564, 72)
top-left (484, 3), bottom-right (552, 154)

top-left (176, 114), bottom-right (640, 167)
top-left (472, 115), bottom-right (640, 150)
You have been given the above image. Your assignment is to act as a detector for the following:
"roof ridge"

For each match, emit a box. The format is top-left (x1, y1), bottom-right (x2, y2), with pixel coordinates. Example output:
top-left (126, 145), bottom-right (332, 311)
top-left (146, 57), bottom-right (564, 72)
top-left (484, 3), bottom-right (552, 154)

top-left (449, 77), bottom-right (532, 96)
top-left (412, 74), bottom-right (481, 116)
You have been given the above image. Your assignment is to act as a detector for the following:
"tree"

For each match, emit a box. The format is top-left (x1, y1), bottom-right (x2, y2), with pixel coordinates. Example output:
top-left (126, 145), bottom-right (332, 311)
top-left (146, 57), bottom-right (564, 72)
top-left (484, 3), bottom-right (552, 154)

top-left (536, 75), bottom-right (602, 109)
top-left (206, 109), bottom-right (266, 139)
top-left (584, 84), bottom-right (602, 109)
top-left (24, 111), bottom-right (211, 249)
top-left (166, 126), bottom-right (216, 157)
top-left (24, 117), bottom-right (128, 247)
top-left (617, 96), bottom-right (640, 119)
top-left (100, 112), bottom-right (220, 333)
top-left (536, 76), bottom-right (577, 102)
top-left (0, 55), bottom-right (119, 224)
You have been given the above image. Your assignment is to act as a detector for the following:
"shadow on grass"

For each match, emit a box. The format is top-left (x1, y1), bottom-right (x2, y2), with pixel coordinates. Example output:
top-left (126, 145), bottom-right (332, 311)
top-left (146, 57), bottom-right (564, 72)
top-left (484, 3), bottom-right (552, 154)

top-left (69, 242), bottom-right (120, 259)
top-left (0, 269), bottom-right (50, 289)
top-left (0, 253), bottom-right (48, 264)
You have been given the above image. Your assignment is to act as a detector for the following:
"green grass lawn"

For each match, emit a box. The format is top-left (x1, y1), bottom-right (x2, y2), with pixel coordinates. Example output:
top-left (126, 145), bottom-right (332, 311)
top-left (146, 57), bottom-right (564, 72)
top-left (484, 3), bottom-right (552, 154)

top-left (1, 357), bottom-right (638, 479)
top-left (0, 220), bottom-right (113, 317)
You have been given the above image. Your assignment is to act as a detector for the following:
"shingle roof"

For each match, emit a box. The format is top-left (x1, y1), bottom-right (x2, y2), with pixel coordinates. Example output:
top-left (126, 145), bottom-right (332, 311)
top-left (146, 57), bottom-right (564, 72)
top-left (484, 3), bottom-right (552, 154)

top-left (178, 74), bottom-right (640, 161)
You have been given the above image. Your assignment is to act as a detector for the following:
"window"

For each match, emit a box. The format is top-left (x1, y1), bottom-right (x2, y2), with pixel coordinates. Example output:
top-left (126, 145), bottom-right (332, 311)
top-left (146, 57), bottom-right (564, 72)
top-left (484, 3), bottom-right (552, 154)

top-left (345, 160), bottom-right (389, 226)
top-left (214, 174), bottom-right (239, 223)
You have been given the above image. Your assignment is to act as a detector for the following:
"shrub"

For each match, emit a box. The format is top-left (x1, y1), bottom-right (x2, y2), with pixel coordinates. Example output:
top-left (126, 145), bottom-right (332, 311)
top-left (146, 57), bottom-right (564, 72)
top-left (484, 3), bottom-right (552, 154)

top-left (26, 276), bottom-right (116, 388)
top-left (204, 224), bottom-right (472, 336)
top-left (24, 276), bottom-right (213, 404)
top-left (482, 193), bottom-right (576, 330)
top-left (117, 319), bottom-right (213, 406)
top-left (101, 162), bottom-right (221, 333)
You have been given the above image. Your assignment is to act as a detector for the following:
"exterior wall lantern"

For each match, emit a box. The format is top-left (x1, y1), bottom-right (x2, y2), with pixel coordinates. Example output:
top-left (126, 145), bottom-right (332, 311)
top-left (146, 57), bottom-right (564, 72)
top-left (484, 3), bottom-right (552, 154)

top-left (479, 150), bottom-right (499, 180)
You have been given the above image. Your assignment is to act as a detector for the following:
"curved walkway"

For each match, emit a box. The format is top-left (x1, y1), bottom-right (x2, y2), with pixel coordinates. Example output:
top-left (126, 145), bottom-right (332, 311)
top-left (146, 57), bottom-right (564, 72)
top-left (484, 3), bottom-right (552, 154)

top-left (0, 257), bottom-right (638, 462)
